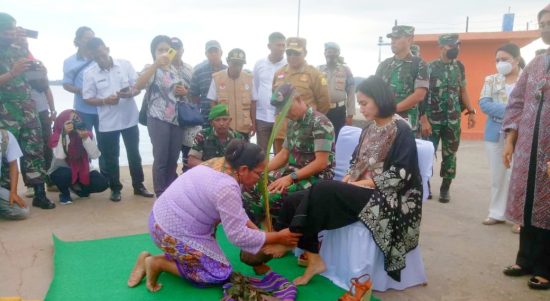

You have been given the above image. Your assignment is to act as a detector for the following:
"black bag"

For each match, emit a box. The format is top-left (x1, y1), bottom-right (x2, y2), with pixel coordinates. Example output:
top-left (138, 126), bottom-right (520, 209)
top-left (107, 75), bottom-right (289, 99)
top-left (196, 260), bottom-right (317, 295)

top-left (177, 100), bottom-right (203, 127)
top-left (138, 72), bottom-right (158, 126)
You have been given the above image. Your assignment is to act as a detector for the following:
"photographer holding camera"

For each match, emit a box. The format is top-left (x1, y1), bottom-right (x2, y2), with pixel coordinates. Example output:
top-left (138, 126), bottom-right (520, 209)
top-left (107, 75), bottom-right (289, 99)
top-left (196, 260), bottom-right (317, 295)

top-left (0, 12), bottom-right (55, 210)
top-left (48, 110), bottom-right (108, 204)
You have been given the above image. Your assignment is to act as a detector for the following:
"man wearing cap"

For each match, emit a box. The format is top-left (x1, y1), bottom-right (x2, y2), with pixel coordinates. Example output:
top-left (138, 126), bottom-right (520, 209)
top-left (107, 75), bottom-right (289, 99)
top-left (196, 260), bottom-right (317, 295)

top-left (0, 12), bottom-right (55, 209)
top-left (318, 42), bottom-right (355, 139)
top-left (375, 25), bottom-right (428, 134)
top-left (423, 33), bottom-right (476, 203)
top-left (253, 32), bottom-right (287, 153)
top-left (187, 104), bottom-right (245, 168)
top-left (189, 40), bottom-right (227, 128)
top-left (272, 37), bottom-right (330, 154)
top-left (169, 37), bottom-right (199, 173)
top-left (207, 48), bottom-right (256, 140)
top-left (242, 83), bottom-right (335, 227)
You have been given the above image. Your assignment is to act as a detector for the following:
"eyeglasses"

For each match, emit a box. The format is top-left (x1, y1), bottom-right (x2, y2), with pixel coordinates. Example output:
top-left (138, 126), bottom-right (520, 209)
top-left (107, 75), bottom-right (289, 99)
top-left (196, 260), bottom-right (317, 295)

top-left (250, 169), bottom-right (264, 178)
top-left (539, 21), bottom-right (550, 29)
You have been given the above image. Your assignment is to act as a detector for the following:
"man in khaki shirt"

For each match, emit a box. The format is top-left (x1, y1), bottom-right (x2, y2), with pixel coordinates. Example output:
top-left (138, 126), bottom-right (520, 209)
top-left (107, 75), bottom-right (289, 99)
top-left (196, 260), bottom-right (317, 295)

top-left (272, 37), bottom-right (330, 153)
top-left (207, 48), bottom-right (256, 140)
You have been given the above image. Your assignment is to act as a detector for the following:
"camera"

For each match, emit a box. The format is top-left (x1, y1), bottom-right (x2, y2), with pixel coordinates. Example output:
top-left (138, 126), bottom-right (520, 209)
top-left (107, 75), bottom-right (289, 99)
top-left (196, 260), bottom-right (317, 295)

top-left (28, 60), bottom-right (42, 71)
top-left (73, 121), bottom-right (87, 131)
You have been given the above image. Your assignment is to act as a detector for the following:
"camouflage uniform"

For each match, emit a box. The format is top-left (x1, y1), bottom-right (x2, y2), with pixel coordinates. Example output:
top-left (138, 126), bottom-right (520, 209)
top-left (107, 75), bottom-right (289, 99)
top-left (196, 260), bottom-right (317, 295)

top-left (425, 46), bottom-right (466, 180)
top-left (376, 25), bottom-right (429, 133)
top-left (0, 44), bottom-right (45, 189)
top-left (188, 127), bottom-right (245, 162)
top-left (242, 107), bottom-right (335, 224)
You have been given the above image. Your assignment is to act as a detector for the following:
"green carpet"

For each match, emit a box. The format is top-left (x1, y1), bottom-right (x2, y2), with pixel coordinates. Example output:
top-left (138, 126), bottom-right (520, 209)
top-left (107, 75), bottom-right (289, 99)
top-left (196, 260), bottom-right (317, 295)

top-left (46, 229), bottom-right (380, 301)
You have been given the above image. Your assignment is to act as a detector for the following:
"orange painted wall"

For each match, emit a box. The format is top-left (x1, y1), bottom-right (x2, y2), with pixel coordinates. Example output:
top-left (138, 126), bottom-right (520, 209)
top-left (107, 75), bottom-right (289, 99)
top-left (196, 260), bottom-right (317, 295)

top-left (414, 31), bottom-right (539, 140)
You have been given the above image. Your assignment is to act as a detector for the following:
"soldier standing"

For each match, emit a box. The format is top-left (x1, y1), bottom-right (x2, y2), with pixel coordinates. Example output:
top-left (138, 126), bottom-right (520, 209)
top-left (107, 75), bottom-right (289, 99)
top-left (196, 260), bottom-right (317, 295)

top-left (423, 34), bottom-right (476, 203)
top-left (375, 25), bottom-right (429, 134)
top-left (272, 37), bottom-right (330, 154)
top-left (0, 13), bottom-right (55, 209)
top-left (318, 42), bottom-right (355, 139)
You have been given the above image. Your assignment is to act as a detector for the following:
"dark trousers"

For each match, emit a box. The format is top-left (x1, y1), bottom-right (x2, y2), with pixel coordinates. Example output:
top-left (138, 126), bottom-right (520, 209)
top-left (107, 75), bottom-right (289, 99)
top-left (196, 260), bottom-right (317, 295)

top-left (255, 119), bottom-right (274, 154)
top-left (276, 180), bottom-right (370, 253)
top-left (97, 125), bottom-right (145, 192)
top-left (181, 145), bottom-right (191, 173)
top-left (50, 167), bottom-right (108, 196)
top-left (326, 106), bottom-right (346, 141)
top-left (20, 110), bottom-right (53, 187)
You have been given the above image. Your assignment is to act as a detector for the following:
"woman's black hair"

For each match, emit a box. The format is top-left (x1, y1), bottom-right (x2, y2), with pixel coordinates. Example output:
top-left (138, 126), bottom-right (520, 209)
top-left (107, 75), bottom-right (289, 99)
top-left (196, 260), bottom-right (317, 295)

top-left (73, 26), bottom-right (93, 47)
top-left (225, 140), bottom-right (265, 170)
top-left (496, 43), bottom-right (525, 69)
top-left (356, 75), bottom-right (396, 118)
top-left (150, 35), bottom-right (171, 60)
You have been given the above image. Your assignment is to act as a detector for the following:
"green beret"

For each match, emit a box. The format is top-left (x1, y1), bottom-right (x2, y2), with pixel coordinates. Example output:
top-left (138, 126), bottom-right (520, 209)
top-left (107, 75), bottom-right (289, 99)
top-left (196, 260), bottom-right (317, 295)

top-left (438, 33), bottom-right (460, 46)
top-left (209, 104), bottom-right (230, 121)
top-left (0, 12), bottom-right (15, 32)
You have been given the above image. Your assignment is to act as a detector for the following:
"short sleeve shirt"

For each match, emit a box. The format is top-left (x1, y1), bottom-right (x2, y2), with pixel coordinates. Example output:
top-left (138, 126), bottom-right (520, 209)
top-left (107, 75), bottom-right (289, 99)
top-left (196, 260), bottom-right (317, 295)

top-left (283, 107), bottom-right (335, 179)
top-left (0, 130), bottom-right (23, 179)
top-left (189, 127), bottom-right (245, 161)
top-left (62, 53), bottom-right (97, 114)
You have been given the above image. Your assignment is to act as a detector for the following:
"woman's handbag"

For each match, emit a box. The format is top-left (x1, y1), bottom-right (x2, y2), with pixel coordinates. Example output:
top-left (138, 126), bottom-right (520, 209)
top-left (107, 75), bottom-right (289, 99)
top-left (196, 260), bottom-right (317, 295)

top-left (177, 100), bottom-right (203, 127)
top-left (138, 71), bottom-right (158, 126)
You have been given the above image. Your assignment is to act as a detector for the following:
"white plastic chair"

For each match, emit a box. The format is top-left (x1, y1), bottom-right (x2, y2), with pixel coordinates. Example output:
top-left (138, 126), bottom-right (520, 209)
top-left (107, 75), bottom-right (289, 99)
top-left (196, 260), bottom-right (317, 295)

top-left (319, 125), bottom-right (431, 292)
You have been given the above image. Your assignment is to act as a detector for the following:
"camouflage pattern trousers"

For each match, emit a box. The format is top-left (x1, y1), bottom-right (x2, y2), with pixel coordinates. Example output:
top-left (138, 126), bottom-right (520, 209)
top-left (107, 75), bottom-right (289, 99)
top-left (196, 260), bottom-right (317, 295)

top-left (428, 122), bottom-right (461, 180)
top-left (0, 99), bottom-right (46, 189)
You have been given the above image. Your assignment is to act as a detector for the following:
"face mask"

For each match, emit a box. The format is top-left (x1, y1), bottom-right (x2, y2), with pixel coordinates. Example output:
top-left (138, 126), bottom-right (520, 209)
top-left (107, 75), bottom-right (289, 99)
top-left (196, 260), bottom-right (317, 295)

top-left (496, 61), bottom-right (513, 75)
top-left (446, 48), bottom-right (459, 60)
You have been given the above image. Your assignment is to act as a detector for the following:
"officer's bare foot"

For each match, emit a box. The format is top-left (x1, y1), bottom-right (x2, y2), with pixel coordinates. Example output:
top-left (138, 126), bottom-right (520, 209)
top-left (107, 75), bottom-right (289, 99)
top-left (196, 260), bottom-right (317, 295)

top-left (262, 244), bottom-right (292, 258)
top-left (293, 252), bottom-right (326, 285)
top-left (128, 251), bottom-right (151, 287)
top-left (145, 256), bottom-right (163, 292)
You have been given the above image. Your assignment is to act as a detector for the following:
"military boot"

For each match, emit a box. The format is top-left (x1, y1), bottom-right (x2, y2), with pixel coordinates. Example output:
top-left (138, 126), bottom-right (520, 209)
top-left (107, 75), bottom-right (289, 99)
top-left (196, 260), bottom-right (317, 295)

top-left (32, 184), bottom-right (56, 209)
top-left (439, 179), bottom-right (452, 203)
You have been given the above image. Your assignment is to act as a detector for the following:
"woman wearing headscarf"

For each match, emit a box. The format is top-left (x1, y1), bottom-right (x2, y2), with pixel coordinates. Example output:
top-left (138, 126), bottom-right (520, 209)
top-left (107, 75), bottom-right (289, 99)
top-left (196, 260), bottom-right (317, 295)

top-left (501, 4), bottom-right (550, 290)
top-left (48, 110), bottom-right (108, 204)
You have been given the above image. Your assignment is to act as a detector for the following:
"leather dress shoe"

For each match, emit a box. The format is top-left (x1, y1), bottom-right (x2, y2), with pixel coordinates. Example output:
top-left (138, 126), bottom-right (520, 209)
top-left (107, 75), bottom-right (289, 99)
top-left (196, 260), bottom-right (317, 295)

top-left (110, 190), bottom-right (122, 202)
top-left (134, 186), bottom-right (154, 198)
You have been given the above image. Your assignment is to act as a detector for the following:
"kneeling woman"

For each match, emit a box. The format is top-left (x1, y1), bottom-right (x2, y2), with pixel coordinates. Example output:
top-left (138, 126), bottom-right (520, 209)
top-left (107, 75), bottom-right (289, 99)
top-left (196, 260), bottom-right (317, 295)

top-left (48, 110), bottom-right (108, 204)
top-left (271, 76), bottom-right (423, 285)
top-left (128, 140), bottom-right (301, 292)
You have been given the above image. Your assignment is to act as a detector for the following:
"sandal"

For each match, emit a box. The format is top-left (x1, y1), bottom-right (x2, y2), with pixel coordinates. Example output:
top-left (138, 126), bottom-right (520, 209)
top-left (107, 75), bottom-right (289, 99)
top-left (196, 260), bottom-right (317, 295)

top-left (482, 218), bottom-right (504, 225)
top-left (528, 276), bottom-right (550, 290)
top-left (503, 265), bottom-right (531, 277)
top-left (338, 273), bottom-right (372, 301)
top-left (511, 224), bottom-right (521, 234)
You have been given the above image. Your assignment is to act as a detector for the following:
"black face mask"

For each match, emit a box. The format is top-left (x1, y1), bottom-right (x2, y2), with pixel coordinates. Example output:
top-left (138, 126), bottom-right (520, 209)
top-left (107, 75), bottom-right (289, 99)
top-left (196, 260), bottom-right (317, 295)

top-left (446, 48), bottom-right (459, 60)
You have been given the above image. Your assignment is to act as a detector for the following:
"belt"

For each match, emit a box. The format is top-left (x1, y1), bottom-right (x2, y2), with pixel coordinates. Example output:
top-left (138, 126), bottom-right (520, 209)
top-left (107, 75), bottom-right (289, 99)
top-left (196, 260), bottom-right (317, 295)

top-left (329, 101), bottom-right (345, 109)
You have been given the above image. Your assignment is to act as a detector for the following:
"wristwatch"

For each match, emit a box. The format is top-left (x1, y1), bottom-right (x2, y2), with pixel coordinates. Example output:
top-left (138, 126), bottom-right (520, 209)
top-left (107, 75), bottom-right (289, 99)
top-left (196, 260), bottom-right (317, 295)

top-left (289, 172), bottom-right (298, 182)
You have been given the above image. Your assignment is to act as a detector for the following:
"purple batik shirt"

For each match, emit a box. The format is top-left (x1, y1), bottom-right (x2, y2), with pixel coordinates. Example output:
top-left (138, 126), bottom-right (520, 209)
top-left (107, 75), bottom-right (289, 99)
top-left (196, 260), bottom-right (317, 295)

top-left (152, 165), bottom-right (266, 264)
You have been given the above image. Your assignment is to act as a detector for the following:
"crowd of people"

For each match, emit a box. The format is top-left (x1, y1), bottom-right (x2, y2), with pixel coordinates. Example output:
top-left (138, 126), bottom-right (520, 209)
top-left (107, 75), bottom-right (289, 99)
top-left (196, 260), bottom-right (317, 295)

top-left (1, 3), bottom-right (550, 298)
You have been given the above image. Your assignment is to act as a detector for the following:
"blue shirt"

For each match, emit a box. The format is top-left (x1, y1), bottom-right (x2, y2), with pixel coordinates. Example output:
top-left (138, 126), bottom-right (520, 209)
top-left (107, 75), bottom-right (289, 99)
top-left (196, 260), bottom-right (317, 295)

top-left (189, 60), bottom-right (227, 125)
top-left (62, 53), bottom-right (97, 114)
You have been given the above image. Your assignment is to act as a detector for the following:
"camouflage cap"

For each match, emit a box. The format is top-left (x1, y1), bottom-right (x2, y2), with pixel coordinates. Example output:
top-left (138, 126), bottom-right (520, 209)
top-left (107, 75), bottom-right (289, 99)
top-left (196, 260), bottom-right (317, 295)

top-left (227, 48), bottom-right (246, 64)
top-left (386, 25), bottom-right (415, 38)
top-left (271, 83), bottom-right (298, 113)
top-left (286, 37), bottom-right (307, 53)
top-left (324, 42), bottom-right (340, 51)
top-left (438, 33), bottom-right (460, 46)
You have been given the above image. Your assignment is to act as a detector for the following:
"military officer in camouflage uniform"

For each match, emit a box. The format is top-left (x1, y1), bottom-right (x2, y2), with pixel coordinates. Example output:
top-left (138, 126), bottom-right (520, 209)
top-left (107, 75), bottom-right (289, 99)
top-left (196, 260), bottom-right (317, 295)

top-left (272, 37), bottom-right (330, 154)
top-left (242, 83), bottom-right (335, 226)
top-left (318, 42), bottom-right (355, 140)
top-left (0, 13), bottom-right (55, 209)
top-left (187, 104), bottom-right (245, 168)
top-left (375, 25), bottom-right (429, 134)
top-left (423, 34), bottom-right (476, 203)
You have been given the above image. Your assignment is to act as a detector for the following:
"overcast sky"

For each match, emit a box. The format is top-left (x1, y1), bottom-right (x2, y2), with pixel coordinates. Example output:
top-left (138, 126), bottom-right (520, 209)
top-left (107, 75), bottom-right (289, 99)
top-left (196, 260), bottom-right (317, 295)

top-left (5, 0), bottom-right (547, 80)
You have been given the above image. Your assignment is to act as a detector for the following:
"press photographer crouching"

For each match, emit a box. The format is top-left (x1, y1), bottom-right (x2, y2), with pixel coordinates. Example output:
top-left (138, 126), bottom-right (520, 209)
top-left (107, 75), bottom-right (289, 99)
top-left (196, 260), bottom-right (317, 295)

top-left (48, 110), bottom-right (108, 204)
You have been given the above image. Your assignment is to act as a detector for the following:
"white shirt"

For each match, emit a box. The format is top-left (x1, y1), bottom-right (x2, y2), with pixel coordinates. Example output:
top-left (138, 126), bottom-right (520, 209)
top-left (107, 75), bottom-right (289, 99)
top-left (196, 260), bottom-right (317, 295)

top-left (82, 59), bottom-right (139, 132)
top-left (252, 56), bottom-right (287, 122)
top-left (0, 130), bottom-right (23, 178)
top-left (31, 89), bottom-right (49, 112)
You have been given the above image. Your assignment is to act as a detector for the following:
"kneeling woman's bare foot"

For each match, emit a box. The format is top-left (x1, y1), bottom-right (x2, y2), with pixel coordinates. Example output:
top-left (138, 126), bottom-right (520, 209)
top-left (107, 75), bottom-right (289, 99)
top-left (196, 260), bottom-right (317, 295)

top-left (127, 251), bottom-right (151, 287)
top-left (293, 252), bottom-right (326, 285)
top-left (262, 244), bottom-right (292, 258)
top-left (145, 256), bottom-right (164, 292)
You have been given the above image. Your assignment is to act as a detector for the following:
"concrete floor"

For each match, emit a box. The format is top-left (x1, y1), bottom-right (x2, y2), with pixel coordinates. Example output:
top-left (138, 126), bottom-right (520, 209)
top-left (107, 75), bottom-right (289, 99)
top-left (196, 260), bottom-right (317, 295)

top-left (0, 140), bottom-right (548, 300)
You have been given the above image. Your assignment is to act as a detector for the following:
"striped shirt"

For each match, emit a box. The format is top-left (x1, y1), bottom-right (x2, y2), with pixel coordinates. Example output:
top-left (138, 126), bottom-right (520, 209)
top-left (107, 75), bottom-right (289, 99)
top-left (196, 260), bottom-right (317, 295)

top-left (189, 60), bottom-right (227, 126)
